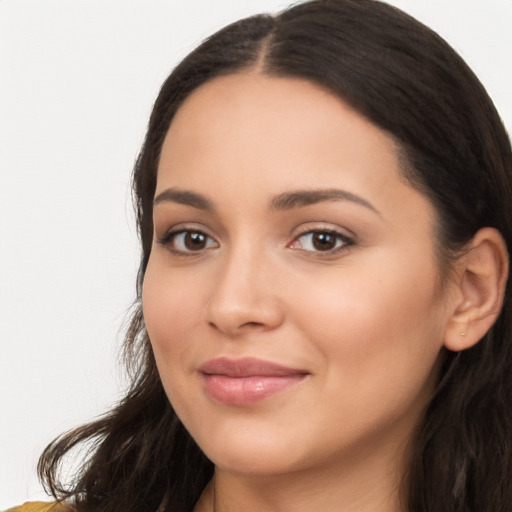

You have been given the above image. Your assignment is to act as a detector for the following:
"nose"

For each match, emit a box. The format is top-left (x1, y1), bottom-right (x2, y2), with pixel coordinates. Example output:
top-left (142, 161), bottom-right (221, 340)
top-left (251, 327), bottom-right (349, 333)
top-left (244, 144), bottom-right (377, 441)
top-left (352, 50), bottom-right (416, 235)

top-left (204, 247), bottom-right (284, 336)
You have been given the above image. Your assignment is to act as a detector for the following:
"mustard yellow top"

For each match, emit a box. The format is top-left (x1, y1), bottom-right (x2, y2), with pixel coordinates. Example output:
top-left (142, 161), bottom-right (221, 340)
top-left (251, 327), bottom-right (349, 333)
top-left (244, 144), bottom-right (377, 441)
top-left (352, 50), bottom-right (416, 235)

top-left (4, 502), bottom-right (73, 512)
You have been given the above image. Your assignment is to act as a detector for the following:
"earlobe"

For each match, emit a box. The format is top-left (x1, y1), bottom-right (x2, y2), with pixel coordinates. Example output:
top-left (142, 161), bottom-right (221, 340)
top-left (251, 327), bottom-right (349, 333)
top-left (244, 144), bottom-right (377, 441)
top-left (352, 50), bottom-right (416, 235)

top-left (444, 227), bottom-right (509, 352)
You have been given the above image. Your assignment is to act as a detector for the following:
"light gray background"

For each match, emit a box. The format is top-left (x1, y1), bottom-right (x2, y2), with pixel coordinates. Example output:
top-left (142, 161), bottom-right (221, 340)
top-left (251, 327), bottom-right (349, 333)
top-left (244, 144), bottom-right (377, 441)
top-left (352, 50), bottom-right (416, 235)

top-left (1, 0), bottom-right (511, 507)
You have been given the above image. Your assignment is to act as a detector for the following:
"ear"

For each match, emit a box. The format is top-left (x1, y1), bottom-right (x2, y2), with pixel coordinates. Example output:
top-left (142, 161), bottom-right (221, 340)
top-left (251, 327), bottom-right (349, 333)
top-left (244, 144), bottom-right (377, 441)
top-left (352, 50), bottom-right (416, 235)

top-left (444, 227), bottom-right (509, 352)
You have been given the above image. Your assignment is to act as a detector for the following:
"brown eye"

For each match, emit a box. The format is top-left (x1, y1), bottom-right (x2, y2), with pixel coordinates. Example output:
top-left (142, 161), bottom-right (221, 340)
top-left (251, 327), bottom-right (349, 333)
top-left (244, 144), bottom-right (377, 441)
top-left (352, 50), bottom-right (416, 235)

top-left (164, 230), bottom-right (218, 253)
top-left (290, 230), bottom-right (352, 254)
top-left (184, 231), bottom-right (208, 250)
top-left (312, 232), bottom-right (337, 251)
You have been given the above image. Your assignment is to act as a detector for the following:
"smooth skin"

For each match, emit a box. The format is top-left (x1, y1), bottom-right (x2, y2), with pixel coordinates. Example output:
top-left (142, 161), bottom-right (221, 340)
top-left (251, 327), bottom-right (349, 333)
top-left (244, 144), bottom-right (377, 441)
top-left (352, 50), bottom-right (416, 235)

top-left (142, 73), bottom-right (508, 512)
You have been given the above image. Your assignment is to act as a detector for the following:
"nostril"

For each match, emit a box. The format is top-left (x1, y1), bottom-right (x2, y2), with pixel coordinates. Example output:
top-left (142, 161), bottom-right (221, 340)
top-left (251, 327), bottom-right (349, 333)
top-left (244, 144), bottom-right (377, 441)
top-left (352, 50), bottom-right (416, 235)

top-left (243, 321), bottom-right (264, 328)
top-left (208, 320), bottom-right (264, 331)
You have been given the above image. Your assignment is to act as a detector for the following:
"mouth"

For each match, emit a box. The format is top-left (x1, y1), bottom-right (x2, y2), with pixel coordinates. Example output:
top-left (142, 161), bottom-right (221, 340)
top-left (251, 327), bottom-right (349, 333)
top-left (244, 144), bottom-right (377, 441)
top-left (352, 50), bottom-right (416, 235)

top-left (198, 357), bottom-right (309, 405)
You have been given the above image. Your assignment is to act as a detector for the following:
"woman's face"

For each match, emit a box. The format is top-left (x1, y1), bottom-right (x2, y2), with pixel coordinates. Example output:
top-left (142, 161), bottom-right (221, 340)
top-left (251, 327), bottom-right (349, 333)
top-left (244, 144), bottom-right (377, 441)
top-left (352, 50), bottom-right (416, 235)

top-left (143, 73), bottom-right (453, 477)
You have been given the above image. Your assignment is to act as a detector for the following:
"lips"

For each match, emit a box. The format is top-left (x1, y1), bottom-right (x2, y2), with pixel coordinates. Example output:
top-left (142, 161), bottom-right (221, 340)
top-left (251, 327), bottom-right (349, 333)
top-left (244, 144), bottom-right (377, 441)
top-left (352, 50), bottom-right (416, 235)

top-left (198, 357), bottom-right (309, 405)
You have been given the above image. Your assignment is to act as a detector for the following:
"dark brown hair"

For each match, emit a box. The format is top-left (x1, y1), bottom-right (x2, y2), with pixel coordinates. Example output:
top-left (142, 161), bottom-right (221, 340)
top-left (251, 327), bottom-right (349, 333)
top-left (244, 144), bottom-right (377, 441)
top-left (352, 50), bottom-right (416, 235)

top-left (39, 1), bottom-right (512, 511)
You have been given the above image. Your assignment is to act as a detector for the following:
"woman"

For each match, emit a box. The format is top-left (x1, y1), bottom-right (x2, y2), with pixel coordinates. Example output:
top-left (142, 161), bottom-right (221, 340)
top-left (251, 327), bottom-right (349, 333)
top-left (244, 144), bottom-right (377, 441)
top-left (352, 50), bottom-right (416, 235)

top-left (9, 0), bottom-right (512, 511)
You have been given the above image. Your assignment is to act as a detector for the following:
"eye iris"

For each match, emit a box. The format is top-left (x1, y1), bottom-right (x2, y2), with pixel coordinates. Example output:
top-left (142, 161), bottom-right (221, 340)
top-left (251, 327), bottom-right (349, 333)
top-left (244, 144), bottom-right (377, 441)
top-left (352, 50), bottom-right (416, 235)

top-left (312, 232), bottom-right (336, 251)
top-left (185, 232), bottom-right (207, 250)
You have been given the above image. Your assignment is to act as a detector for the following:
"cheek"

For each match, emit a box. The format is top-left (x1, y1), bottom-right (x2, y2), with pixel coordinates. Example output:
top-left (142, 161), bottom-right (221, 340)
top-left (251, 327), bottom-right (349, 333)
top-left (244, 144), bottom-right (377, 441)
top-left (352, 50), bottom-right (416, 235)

top-left (142, 260), bottom-right (204, 368)
top-left (141, 260), bottom-right (212, 424)
top-left (291, 251), bottom-right (446, 398)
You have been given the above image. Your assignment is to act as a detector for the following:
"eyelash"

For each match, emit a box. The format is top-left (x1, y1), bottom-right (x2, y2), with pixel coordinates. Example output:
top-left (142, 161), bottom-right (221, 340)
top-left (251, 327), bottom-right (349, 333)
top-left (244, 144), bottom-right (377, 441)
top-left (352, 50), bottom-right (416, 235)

top-left (157, 228), bottom-right (218, 255)
top-left (156, 228), bottom-right (354, 257)
top-left (289, 229), bottom-right (354, 256)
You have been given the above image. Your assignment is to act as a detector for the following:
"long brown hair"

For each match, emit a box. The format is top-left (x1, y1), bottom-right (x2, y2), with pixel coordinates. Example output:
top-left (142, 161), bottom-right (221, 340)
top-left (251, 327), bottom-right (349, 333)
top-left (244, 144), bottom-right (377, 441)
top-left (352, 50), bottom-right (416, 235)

top-left (39, 1), bottom-right (512, 511)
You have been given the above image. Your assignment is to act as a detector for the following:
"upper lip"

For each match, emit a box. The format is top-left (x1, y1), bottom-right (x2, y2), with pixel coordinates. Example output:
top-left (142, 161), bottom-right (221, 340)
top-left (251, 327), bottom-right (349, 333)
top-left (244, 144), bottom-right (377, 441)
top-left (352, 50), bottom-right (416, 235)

top-left (198, 357), bottom-right (309, 378)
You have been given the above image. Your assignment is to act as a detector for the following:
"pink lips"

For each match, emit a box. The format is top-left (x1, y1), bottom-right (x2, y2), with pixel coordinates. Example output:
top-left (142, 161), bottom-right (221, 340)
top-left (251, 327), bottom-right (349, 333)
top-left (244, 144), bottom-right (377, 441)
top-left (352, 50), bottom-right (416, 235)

top-left (198, 357), bottom-right (308, 405)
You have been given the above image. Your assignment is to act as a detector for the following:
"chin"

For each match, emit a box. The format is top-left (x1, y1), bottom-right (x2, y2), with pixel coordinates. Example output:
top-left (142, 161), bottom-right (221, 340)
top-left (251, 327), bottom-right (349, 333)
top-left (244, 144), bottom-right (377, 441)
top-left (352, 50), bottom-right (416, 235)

top-left (190, 419), bottom-right (311, 476)
top-left (206, 444), bottom-right (306, 476)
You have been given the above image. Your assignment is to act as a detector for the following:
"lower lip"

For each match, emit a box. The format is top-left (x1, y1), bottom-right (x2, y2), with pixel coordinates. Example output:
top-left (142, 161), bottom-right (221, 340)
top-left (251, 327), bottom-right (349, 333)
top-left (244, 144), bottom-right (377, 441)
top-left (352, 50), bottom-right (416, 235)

top-left (202, 374), bottom-right (306, 405)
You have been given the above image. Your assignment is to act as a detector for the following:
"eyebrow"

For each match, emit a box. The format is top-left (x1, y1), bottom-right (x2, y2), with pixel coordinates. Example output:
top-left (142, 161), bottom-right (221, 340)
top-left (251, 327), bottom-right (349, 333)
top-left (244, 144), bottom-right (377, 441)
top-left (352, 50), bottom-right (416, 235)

top-left (153, 188), bottom-right (214, 210)
top-left (152, 187), bottom-right (379, 215)
top-left (270, 189), bottom-right (380, 214)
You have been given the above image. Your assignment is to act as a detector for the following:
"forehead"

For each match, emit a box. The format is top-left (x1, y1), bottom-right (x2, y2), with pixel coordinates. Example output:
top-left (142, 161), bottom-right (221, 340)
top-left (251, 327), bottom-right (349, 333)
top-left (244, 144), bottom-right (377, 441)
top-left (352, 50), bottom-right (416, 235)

top-left (164, 72), bottom-right (390, 149)
top-left (161, 74), bottom-right (394, 184)
top-left (156, 73), bottom-right (433, 227)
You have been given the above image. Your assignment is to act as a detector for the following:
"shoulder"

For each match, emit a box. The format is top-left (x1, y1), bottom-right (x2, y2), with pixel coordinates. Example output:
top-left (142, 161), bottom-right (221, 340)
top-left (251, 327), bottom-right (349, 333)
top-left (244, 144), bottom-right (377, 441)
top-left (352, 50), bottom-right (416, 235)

top-left (3, 502), bottom-right (74, 512)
